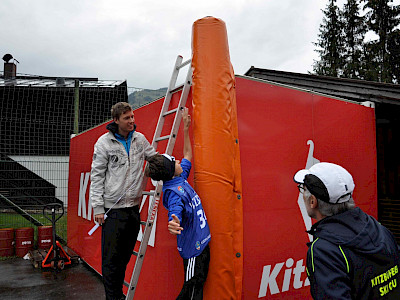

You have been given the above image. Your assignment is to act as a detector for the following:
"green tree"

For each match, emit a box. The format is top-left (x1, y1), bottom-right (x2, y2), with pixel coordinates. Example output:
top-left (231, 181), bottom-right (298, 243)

top-left (388, 29), bottom-right (400, 82)
top-left (361, 40), bottom-right (381, 81)
top-left (313, 0), bottom-right (345, 77)
top-left (342, 0), bottom-right (367, 79)
top-left (363, 0), bottom-right (400, 82)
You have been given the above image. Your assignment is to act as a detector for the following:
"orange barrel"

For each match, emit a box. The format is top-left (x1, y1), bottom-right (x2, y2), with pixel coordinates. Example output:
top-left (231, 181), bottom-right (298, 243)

top-left (15, 227), bottom-right (34, 257)
top-left (0, 228), bottom-right (14, 257)
top-left (38, 226), bottom-right (53, 249)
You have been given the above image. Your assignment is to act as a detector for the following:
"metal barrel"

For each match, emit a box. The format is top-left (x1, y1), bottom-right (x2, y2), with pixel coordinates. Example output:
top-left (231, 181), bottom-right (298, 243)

top-left (0, 228), bottom-right (14, 257)
top-left (38, 226), bottom-right (53, 249)
top-left (15, 227), bottom-right (34, 257)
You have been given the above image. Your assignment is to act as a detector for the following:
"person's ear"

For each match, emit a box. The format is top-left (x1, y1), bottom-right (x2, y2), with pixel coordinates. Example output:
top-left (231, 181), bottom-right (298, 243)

top-left (309, 195), bottom-right (318, 209)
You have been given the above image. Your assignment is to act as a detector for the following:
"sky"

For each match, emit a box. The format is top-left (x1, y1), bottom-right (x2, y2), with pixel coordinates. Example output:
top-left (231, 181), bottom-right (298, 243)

top-left (1, 0), bottom-right (395, 90)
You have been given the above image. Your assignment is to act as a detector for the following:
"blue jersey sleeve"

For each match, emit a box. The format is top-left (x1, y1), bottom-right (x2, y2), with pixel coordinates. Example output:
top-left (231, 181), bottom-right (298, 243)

top-left (163, 190), bottom-right (184, 222)
top-left (180, 158), bottom-right (191, 181)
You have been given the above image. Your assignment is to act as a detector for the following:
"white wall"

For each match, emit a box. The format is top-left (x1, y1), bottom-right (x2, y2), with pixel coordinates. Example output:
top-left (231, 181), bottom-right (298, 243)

top-left (9, 156), bottom-right (69, 207)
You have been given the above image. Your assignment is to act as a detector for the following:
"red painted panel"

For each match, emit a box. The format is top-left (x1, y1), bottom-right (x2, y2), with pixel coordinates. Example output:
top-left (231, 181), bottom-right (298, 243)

top-left (68, 77), bottom-right (377, 299)
top-left (236, 77), bottom-right (376, 299)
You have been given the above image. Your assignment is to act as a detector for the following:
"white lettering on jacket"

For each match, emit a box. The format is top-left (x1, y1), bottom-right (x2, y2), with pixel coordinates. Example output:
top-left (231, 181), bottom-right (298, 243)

top-left (189, 194), bottom-right (201, 209)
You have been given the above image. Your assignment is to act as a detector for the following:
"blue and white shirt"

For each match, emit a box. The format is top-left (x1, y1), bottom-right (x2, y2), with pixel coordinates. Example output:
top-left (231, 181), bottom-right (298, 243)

top-left (162, 158), bottom-right (211, 259)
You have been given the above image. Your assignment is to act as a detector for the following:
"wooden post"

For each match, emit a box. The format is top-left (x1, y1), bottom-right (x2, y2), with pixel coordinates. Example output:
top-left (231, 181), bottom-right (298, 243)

top-left (74, 80), bottom-right (79, 134)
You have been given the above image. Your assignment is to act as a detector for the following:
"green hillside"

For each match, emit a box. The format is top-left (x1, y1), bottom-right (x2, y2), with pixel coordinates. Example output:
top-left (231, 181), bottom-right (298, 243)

top-left (128, 87), bottom-right (167, 109)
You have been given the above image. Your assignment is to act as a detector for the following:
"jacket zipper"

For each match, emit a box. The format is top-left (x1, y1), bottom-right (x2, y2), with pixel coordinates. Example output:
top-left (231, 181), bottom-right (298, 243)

top-left (125, 137), bottom-right (130, 208)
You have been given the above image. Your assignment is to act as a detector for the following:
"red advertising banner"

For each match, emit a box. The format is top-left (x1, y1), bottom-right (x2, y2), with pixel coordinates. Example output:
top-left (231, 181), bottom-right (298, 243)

top-left (68, 76), bottom-right (377, 299)
top-left (236, 76), bottom-right (377, 299)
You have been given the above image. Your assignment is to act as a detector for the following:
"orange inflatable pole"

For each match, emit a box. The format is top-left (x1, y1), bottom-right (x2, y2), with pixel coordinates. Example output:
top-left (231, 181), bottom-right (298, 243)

top-left (192, 17), bottom-right (243, 299)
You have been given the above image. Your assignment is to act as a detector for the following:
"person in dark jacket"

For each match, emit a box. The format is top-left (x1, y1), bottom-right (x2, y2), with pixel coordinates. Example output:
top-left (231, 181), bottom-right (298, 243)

top-left (294, 162), bottom-right (400, 299)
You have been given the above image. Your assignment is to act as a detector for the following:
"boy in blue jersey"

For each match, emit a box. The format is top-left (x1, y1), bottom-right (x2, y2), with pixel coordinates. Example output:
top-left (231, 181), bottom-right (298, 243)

top-left (145, 107), bottom-right (211, 300)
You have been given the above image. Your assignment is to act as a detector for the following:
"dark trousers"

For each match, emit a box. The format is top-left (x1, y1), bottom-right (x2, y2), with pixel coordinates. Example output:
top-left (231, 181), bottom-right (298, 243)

top-left (176, 244), bottom-right (210, 300)
top-left (101, 206), bottom-right (140, 300)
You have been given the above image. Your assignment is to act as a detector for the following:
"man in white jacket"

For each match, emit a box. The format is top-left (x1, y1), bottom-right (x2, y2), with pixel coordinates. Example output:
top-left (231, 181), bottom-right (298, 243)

top-left (90, 102), bottom-right (156, 300)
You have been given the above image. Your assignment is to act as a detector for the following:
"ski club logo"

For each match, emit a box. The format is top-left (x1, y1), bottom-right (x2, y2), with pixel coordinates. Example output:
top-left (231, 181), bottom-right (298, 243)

top-left (178, 186), bottom-right (184, 194)
top-left (195, 241), bottom-right (201, 250)
top-left (297, 140), bottom-right (320, 242)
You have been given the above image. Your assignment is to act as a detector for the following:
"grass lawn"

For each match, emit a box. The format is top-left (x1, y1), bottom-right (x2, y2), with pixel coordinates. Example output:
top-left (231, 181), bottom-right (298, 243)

top-left (0, 212), bottom-right (68, 251)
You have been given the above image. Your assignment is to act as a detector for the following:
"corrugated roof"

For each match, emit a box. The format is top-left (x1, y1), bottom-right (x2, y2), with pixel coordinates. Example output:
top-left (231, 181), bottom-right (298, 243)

top-left (245, 67), bottom-right (400, 106)
top-left (0, 76), bottom-right (125, 88)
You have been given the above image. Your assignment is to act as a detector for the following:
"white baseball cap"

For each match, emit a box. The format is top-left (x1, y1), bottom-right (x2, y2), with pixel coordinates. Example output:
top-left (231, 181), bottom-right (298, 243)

top-left (294, 162), bottom-right (355, 204)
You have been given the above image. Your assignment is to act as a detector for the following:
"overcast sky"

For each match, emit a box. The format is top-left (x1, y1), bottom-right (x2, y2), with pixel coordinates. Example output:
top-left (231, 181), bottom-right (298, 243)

top-left (1, 0), bottom-right (397, 90)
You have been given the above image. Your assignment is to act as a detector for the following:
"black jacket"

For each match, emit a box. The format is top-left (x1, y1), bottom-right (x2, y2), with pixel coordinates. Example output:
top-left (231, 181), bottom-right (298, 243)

top-left (306, 207), bottom-right (400, 299)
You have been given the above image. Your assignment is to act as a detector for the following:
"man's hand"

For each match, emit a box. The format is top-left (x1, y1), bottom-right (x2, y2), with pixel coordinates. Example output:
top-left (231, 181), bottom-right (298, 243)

top-left (95, 213), bottom-right (105, 225)
top-left (168, 214), bottom-right (183, 235)
top-left (182, 107), bottom-right (191, 130)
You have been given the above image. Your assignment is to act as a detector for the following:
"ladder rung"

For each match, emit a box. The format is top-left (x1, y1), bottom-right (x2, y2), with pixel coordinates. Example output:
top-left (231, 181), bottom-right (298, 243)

top-left (170, 83), bottom-right (184, 94)
top-left (163, 108), bottom-right (178, 117)
top-left (177, 59), bottom-right (191, 69)
top-left (133, 250), bottom-right (144, 258)
top-left (139, 220), bottom-right (153, 228)
top-left (142, 191), bottom-right (155, 196)
top-left (155, 135), bottom-right (171, 142)
top-left (124, 281), bottom-right (129, 288)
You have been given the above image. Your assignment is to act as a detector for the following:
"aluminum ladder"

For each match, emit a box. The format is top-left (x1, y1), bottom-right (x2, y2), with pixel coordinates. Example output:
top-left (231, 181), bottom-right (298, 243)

top-left (125, 55), bottom-right (192, 300)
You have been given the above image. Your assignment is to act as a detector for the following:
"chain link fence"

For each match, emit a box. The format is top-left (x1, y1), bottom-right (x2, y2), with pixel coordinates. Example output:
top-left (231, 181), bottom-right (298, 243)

top-left (0, 76), bottom-right (128, 252)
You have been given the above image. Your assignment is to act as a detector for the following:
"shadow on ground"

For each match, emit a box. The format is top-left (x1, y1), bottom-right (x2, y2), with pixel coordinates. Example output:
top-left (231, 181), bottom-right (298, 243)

top-left (0, 257), bottom-right (105, 300)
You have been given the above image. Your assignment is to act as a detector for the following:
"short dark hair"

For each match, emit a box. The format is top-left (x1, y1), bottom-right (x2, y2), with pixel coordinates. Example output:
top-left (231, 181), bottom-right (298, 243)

top-left (145, 154), bottom-right (173, 182)
top-left (111, 102), bottom-right (132, 120)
